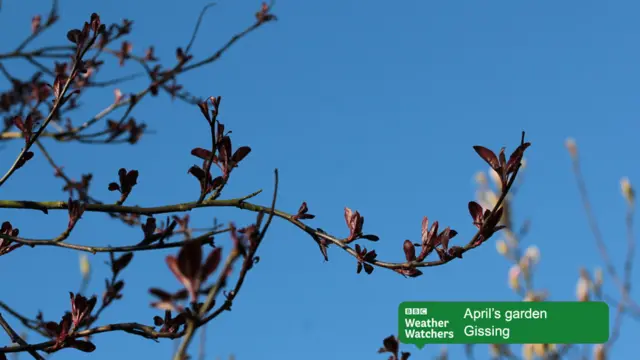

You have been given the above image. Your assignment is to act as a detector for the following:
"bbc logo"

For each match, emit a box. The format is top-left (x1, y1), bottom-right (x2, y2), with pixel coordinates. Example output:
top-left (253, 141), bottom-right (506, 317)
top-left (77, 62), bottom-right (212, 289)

top-left (405, 308), bottom-right (428, 315)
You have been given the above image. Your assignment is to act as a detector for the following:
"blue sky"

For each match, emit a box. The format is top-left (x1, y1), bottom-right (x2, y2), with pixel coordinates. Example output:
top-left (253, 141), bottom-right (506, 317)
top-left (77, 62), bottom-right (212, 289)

top-left (1, 0), bottom-right (639, 359)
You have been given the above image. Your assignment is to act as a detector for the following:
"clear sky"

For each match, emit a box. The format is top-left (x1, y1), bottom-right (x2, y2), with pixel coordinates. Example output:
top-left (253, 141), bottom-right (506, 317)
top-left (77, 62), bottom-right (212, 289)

top-left (1, 0), bottom-right (639, 359)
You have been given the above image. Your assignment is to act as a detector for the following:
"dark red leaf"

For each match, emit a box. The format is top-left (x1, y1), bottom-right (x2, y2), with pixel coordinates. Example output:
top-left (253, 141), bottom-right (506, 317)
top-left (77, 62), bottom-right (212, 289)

top-left (197, 102), bottom-right (211, 123)
top-left (112, 252), bottom-right (133, 274)
top-left (403, 240), bottom-right (416, 261)
top-left (363, 263), bottom-right (374, 274)
top-left (108, 182), bottom-right (120, 191)
top-left (473, 145), bottom-right (500, 170)
top-left (149, 288), bottom-right (173, 300)
top-left (153, 316), bottom-right (164, 326)
top-left (52, 75), bottom-right (65, 100)
top-left (188, 166), bottom-right (206, 180)
top-left (177, 241), bottom-right (202, 281)
top-left (361, 234), bottom-right (379, 241)
top-left (421, 216), bottom-right (429, 244)
top-left (364, 250), bottom-right (377, 262)
top-left (468, 201), bottom-right (483, 225)
top-left (231, 146), bottom-right (251, 163)
top-left (449, 246), bottom-right (464, 258)
top-left (506, 142), bottom-right (531, 174)
top-left (439, 227), bottom-right (453, 251)
top-left (211, 176), bottom-right (224, 189)
top-left (498, 148), bottom-right (507, 169)
top-left (69, 340), bottom-right (96, 352)
top-left (191, 147), bottom-right (213, 160)
top-left (381, 335), bottom-right (399, 354)
top-left (201, 247), bottom-right (221, 281)
top-left (427, 221), bottom-right (439, 246)
top-left (66, 29), bottom-right (82, 44)
top-left (125, 170), bottom-right (139, 187)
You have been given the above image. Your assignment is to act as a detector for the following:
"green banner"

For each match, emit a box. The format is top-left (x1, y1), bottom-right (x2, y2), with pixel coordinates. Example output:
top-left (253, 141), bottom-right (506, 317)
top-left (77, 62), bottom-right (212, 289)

top-left (399, 301), bottom-right (609, 348)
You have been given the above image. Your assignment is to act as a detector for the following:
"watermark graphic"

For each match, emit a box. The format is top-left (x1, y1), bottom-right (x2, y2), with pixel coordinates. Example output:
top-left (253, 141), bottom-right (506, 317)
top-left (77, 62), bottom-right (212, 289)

top-left (398, 301), bottom-right (609, 349)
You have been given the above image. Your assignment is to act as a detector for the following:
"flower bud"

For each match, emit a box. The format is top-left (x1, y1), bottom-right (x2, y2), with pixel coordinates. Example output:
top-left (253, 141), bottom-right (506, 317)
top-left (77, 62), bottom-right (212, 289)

top-left (620, 177), bottom-right (635, 205)
top-left (489, 344), bottom-right (500, 358)
top-left (522, 344), bottom-right (534, 360)
top-left (525, 245), bottom-right (540, 264)
top-left (79, 254), bottom-right (91, 279)
top-left (508, 265), bottom-right (521, 291)
top-left (474, 171), bottom-right (487, 186)
top-left (594, 344), bottom-right (606, 360)
top-left (576, 276), bottom-right (590, 302)
top-left (565, 138), bottom-right (578, 158)
top-left (496, 240), bottom-right (508, 256)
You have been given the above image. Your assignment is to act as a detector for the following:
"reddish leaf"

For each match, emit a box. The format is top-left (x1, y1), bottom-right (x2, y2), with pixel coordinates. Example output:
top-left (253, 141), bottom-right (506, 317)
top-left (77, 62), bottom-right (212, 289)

top-left (197, 102), bottom-right (211, 123)
top-left (149, 288), bottom-right (173, 300)
top-left (231, 146), bottom-right (251, 163)
top-left (66, 29), bottom-right (82, 44)
top-left (52, 75), bottom-right (65, 100)
top-left (112, 252), bottom-right (133, 274)
top-left (211, 176), bottom-right (224, 189)
top-left (363, 263), bottom-right (374, 274)
top-left (421, 216), bottom-right (429, 244)
top-left (69, 340), bottom-right (96, 352)
top-left (379, 335), bottom-right (399, 354)
top-left (108, 182), bottom-right (120, 191)
top-left (505, 142), bottom-right (531, 174)
top-left (473, 145), bottom-right (500, 170)
top-left (468, 201), bottom-right (483, 225)
top-left (363, 249), bottom-right (377, 262)
top-left (191, 147), bottom-right (213, 160)
top-left (427, 221), bottom-right (439, 247)
top-left (201, 247), bottom-right (222, 281)
top-left (188, 165), bottom-right (206, 181)
top-left (177, 241), bottom-right (202, 281)
top-left (403, 240), bottom-right (416, 261)
top-left (449, 246), bottom-right (464, 259)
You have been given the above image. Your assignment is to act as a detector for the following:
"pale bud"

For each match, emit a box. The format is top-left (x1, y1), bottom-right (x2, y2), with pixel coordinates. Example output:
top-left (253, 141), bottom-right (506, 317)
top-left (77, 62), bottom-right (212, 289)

top-left (524, 245), bottom-right (540, 264)
top-left (474, 171), bottom-right (487, 186)
top-left (593, 344), bottom-right (606, 360)
top-left (620, 177), bottom-right (635, 205)
top-left (576, 276), bottom-right (590, 302)
top-left (522, 344), bottom-right (534, 360)
top-left (114, 88), bottom-right (123, 104)
top-left (496, 240), bottom-right (508, 256)
top-left (484, 190), bottom-right (499, 208)
top-left (509, 265), bottom-right (521, 291)
top-left (533, 344), bottom-right (546, 357)
top-left (488, 168), bottom-right (501, 188)
top-left (594, 267), bottom-right (603, 288)
top-left (565, 138), bottom-right (578, 158)
top-left (503, 229), bottom-right (518, 247)
top-left (519, 256), bottom-right (530, 273)
top-left (489, 344), bottom-right (500, 357)
top-left (79, 254), bottom-right (91, 279)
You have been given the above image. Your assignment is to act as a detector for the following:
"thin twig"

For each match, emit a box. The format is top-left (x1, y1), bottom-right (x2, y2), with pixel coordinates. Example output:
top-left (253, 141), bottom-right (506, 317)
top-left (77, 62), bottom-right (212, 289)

top-left (185, 3), bottom-right (217, 55)
top-left (0, 314), bottom-right (44, 359)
